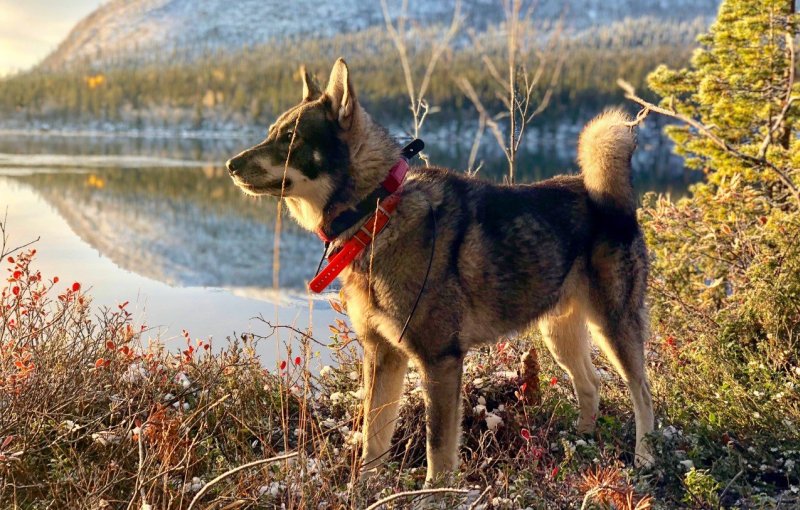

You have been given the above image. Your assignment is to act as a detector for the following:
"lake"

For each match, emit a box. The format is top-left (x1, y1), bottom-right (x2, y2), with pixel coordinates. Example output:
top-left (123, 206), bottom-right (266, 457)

top-left (0, 123), bottom-right (697, 363)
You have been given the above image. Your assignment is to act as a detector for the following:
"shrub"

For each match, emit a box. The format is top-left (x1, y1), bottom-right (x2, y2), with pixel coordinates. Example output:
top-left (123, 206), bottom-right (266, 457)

top-left (636, 0), bottom-right (800, 503)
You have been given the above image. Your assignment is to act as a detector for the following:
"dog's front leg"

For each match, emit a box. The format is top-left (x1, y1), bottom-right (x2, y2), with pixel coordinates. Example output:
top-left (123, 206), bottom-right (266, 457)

top-left (360, 332), bottom-right (408, 474)
top-left (419, 356), bottom-right (464, 484)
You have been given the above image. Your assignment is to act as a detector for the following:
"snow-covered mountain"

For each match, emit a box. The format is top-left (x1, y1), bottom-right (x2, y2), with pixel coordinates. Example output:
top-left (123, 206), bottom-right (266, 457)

top-left (41, 0), bottom-right (721, 70)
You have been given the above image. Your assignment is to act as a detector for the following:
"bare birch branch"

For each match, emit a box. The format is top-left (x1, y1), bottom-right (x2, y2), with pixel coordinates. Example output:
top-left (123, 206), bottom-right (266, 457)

top-left (458, 0), bottom-right (562, 184)
top-left (382, 0), bottom-right (462, 163)
top-left (455, 76), bottom-right (508, 155)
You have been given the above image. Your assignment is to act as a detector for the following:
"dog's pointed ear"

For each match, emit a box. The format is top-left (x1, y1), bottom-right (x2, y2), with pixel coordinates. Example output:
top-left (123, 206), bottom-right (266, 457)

top-left (324, 58), bottom-right (357, 129)
top-left (300, 65), bottom-right (322, 102)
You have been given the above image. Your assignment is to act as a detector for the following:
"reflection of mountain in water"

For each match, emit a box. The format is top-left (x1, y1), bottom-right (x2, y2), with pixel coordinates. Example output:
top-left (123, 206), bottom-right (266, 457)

top-left (15, 166), bottom-right (320, 291)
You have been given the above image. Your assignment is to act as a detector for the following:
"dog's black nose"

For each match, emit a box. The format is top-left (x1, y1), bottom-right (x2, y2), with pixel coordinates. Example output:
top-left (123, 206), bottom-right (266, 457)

top-left (226, 157), bottom-right (242, 175)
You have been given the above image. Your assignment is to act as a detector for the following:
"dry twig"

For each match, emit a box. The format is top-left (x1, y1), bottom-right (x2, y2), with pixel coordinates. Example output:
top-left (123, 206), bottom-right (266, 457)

top-left (363, 487), bottom-right (471, 510)
top-left (186, 452), bottom-right (299, 510)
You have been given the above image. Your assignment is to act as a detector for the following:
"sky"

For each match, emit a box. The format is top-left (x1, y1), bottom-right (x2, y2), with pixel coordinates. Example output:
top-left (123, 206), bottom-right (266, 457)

top-left (0, 0), bottom-right (103, 76)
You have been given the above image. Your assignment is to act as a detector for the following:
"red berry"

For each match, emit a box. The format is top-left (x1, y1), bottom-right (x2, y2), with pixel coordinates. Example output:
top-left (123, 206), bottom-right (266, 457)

top-left (279, 360), bottom-right (287, 371)
top-left (550, 376), bottom-right (558, 386)
top-left (294, 356), bottom-right (302, 366)
top-left (72, 282), bottom-right (81, 292)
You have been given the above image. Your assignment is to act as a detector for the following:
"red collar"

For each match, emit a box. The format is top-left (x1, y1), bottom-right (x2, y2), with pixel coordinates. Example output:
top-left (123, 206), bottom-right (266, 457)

top-left (314, 157), bottom-right (409, 243)
top-left (308, 158), bottom-right (408, 293)
top-left (308, 139), bottom-right (424, 293)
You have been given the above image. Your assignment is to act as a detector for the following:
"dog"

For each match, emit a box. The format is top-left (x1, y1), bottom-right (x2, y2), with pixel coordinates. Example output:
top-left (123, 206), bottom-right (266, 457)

top-left (226, 58), bottom-right (655, 483)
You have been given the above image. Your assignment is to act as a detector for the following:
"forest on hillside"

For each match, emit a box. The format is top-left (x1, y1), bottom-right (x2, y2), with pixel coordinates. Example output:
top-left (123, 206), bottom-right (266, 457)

top-left (0, 17), bottom-right (707, 131)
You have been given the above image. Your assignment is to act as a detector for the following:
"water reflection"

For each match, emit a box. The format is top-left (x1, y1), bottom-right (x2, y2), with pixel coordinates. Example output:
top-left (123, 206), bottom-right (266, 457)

top-left (9, 164), bottom-right (317, 291)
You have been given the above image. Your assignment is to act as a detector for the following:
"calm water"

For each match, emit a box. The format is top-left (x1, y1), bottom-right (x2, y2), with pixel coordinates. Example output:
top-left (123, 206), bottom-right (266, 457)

top-left (0, 126), bottom-right (697, 362)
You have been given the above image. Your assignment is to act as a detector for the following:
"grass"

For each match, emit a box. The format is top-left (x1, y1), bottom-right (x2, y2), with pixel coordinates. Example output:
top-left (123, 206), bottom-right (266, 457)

top-left (1, 245), bottom-right (798, 509)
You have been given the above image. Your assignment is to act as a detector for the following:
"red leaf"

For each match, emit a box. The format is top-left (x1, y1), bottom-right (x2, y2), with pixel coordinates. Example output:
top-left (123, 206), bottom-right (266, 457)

top-left (520, 383), bottom-right (528, 394)
top-left (329, 299), bottom-right (344, 314)
top-left (95, 358), bottom-right (106, 368)
top-left (72, 282), bottom-right (81, 292)
top-left (550, 466), bottom-right (559, 478)
top-left (520, 428), bottom-right (531, 441)
top-left (1, 436), bottom-right (12, 450)
top-left (106, 341), bottom-right (116, 350)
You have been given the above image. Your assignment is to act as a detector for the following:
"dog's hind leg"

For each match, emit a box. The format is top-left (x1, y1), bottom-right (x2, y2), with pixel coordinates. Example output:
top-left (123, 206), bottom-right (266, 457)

top-left (586, 303), bottom-right (655, 468)
top-left (538, 300), bottom-right (601, 435)
top-left (360, 332), bottom-right (408, 473)
top-left (585, 240), bottom-right (655, 468)
top-left (419, 355), bottom-right (464, 484)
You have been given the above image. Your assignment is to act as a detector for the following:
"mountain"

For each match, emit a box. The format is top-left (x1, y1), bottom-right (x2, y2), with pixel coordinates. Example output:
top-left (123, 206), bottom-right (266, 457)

top-left (41, 0), bottom-right (720, 70)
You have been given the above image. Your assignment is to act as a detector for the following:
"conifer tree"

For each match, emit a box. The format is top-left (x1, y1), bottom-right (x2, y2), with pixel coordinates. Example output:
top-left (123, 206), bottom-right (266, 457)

top-left (630, 0), bottom-right (800, 460)
top-left (646, 0), bottom-right (798, 200)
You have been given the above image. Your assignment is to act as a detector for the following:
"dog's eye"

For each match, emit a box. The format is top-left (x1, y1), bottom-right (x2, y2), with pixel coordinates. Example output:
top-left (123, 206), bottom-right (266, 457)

top-left (282, 130), bottom-right (294, 141)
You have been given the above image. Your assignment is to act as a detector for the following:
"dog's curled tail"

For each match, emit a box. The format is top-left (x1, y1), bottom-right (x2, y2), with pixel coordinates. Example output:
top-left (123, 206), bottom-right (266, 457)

top-left (577, 109), bottom-right (637, 213)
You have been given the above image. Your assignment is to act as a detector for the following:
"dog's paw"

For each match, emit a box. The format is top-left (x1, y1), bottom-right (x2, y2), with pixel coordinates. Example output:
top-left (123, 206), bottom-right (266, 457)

top-left (576, 418), bottom-right (597, 435)
top-left (359, 466), bottom-right (380, 482)
top-left (634, 447), bottom-right (655, 470)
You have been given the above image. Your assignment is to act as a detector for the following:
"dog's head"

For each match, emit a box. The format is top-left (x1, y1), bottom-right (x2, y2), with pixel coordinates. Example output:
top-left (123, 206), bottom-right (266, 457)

top-left (226, 59), bottom-right (363, 229)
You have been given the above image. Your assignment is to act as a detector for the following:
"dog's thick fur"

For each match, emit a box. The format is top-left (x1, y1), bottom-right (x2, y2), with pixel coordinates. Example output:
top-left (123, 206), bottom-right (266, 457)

top-left (227, 59), bottom-right (655, 482)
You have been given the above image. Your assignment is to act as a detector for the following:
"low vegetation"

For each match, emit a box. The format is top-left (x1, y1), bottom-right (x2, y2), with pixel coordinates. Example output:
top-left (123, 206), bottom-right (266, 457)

top-left (1, 238), bottom-right (797, 508)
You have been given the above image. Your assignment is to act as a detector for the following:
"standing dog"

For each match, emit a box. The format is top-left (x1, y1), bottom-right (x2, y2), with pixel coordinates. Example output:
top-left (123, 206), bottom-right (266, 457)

top-left (227, 58), bottom-right (655, 483)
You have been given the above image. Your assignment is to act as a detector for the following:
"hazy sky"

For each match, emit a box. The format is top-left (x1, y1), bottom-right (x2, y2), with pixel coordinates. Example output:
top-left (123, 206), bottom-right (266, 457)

top-left (0, 0), bottom-right (103, 75)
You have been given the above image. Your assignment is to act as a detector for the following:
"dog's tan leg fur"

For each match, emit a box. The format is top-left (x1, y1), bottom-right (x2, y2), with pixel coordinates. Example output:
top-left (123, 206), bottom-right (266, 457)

top-left (586, 314), bottom-right (655, 467)
top-left (419, 357), bottom-right (463, 483)
top-left (538, 300), bottom-right (600, 435)
top-left (360, 333), bottom-right (408, 472)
